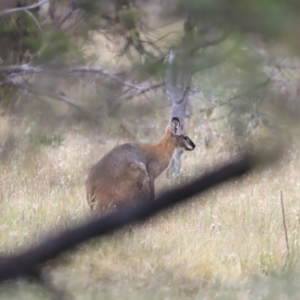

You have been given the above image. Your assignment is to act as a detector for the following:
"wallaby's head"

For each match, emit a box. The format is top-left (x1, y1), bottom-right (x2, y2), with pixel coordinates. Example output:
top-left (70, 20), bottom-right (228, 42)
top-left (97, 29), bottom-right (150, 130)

top-left (166, 117), bottom-right (196, 151)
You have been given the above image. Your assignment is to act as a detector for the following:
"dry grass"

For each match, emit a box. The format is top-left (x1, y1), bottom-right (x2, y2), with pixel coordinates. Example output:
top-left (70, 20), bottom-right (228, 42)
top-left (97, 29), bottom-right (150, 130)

top-left (1, 106), bottom-right (300, 300)
top-left (1, 19), bottom-right (300, 299)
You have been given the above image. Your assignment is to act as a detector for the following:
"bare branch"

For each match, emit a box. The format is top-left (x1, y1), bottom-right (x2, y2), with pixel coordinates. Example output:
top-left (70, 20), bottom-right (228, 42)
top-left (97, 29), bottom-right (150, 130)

top-left (0, 0), bottom-right (49, 17)
top-left (69, 66), bottom-right (146, 90)
top-left (24, 9), bottom-right (43, 32)
top-left (54, 92), bottom-right (99, 120)
top-left (0, 153), bottom-right (279, 283)
top-left (0, 64), bottom-right (42, 74)
top-left (118, 82), bottom-right (164, 102)
top-left (0, 65), bottom-right (158, 92)
top-left (9, 79), bottom-right (100, 123)
top-left (56, 8), bottom-right (80, 28)
top-left (43, 95), bottom-right (100, 123)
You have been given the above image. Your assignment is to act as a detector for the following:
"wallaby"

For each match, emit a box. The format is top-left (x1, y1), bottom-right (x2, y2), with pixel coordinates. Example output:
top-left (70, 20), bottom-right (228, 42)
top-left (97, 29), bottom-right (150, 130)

top-left (86, 117), bottom-right (196, 214)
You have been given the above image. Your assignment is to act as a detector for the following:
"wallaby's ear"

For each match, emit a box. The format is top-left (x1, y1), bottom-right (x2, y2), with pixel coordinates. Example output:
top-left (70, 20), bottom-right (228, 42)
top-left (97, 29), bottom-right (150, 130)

top-left (171, 117), bottom-right (180, 134)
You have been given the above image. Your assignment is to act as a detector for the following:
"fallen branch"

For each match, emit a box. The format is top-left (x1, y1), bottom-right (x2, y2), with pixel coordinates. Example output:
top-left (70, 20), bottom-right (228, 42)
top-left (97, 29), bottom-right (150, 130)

top-left (0, 0), bottom-right (49, 16)
top-left (0, 152), bottom-right (280, 283)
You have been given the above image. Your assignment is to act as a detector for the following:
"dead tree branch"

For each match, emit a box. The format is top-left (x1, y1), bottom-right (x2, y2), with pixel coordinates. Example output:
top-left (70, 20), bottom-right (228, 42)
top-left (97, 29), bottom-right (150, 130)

top-left (56, 8), bottom-right (80, 28)
top-left (118, 82), bottom-right (164, 103)
top-left (50, 91), bottom-right (99, 122)
top-left (69, 66), bottom-right (146, 90)
top-left (10, 79), bottom-right (100, 122)
top-left (0, 64), bottom-right (157, 92)
top-left (23, 9), bottom-right (43, 32)
top-left (0, 0), bottom-right (49, 16)
top-left (0, 64), bottom-right (42, 74)
top-left (0, 153), bottom-right (279, 283)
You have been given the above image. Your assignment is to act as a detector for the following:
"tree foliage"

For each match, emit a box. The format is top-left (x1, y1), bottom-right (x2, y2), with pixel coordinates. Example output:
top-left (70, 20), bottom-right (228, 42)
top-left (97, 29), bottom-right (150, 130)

top-left (0, 0), bottom-right (299, 135)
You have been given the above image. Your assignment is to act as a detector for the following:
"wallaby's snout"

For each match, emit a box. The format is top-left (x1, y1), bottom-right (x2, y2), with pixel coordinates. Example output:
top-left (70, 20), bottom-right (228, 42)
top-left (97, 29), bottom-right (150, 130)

top-left (184, 137), bottom-right (196, 151)
top-left (178, 133), bottom-right (196, 151)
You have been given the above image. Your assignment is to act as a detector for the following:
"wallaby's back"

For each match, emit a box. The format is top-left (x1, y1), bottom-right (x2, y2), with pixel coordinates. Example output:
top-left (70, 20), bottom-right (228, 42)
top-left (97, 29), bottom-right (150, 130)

top-left (86, 143), bottom-right (151, 213)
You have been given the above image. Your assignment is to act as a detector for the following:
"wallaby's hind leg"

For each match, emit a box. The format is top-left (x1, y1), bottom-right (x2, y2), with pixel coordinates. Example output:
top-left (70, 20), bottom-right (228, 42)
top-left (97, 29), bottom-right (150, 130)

top-left (128, 162), bottom-right (148, 188)
top-left (127, 162), bottom-right (153, 203)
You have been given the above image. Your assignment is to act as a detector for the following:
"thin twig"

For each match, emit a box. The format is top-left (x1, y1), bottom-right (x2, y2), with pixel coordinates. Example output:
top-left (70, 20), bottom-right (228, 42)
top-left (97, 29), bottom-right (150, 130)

top-left (69, 66), bottom-right (145, 90)
top-left (0, 0), bottom-right (49, 16)
top-left (43, 92), bottom-right (100, 122)
top-left (118, 82), bottom-right (164, 103)
top-left (209, 224), bottom-right (216, 238)
top-left (55, 92), bottom-right (94, 116)
top-left (202, 74), bottom-right (274, 119)
top-left (56, 8), bottom-right (80, 28)
top-left (280, 190), bottom-right (290, 253)
top-left (9, 79), bottom-right (100, 123)
top-left (24, 9), bottom-right (43, 32)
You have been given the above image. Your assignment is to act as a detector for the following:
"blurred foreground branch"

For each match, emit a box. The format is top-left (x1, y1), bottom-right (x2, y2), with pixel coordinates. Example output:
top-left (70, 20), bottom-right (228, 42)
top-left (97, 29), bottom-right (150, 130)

top-left (0, 151), bottom-right (280, 283)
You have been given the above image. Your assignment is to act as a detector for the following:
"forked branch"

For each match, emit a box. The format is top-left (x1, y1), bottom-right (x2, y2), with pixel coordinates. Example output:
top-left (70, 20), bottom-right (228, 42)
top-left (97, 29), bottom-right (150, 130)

top-left (0, 0), bottom-right (49, 16)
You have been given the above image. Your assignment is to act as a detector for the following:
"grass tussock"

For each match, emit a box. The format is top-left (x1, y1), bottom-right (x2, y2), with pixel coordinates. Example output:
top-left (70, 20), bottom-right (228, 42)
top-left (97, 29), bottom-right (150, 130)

top-left (1, 108), bottom-right (300, 300)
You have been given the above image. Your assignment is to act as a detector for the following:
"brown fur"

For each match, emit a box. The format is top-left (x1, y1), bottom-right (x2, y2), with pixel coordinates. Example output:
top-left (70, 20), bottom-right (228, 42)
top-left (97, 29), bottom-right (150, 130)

top-left (86, 118), bottom-right (195, 214)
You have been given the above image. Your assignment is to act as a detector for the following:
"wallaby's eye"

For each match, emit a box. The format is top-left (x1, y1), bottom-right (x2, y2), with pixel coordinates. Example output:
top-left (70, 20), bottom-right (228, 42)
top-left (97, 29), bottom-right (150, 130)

top-left (183, 136), bottom-right (189, 140)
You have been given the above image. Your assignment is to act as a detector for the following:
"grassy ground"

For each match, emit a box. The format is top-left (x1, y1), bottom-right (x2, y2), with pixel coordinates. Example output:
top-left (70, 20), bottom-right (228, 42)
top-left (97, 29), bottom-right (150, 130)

top-left (1, 106), bottom-right (300, 299)
top-left (1, 17), bottom-right (300, 299)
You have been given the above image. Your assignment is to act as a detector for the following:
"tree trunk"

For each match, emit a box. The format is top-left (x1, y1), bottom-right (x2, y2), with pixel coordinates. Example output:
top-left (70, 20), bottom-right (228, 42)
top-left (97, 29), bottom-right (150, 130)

top-left (165, 14), bottom-right (195, 177)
